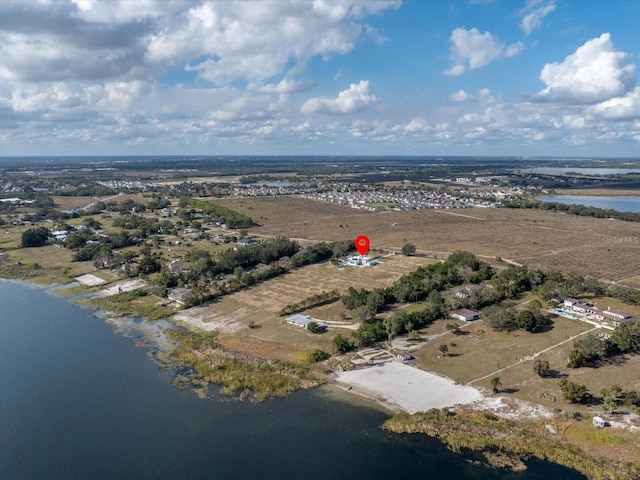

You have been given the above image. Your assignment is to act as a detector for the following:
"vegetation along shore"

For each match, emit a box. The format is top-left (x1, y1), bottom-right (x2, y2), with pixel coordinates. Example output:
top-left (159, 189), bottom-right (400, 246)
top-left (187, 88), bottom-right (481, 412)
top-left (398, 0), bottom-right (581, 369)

top-left (2, 156), bottom-right (640, 478)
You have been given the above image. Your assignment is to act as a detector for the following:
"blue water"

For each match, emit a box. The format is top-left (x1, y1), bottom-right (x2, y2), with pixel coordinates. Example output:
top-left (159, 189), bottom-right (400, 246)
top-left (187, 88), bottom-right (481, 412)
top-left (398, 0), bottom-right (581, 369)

top-left (536, 195), bottom-right (640, 213)
top-left (0, 280), bottom-right (585, 479)
top-left (521, 167), bottom-right (640, 175)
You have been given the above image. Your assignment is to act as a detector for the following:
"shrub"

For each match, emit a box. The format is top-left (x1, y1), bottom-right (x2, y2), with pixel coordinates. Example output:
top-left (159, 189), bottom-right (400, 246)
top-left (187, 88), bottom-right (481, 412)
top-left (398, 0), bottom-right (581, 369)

top-left (307, 349), bottom-right (330, 363)
top-left (533, 359), bottom-right (551, 377)
top-left (558, 379), bottom-right (592, 404)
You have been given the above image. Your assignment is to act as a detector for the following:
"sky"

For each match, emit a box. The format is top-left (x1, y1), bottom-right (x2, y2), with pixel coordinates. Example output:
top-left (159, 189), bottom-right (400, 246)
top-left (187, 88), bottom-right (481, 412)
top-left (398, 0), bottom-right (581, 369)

top-left (1, 0), bottom-right (640, 157)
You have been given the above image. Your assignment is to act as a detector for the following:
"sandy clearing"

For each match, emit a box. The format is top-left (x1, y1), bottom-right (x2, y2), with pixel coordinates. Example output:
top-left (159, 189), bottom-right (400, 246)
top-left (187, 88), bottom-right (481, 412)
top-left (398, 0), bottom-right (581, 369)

top-left (99, 279), bottom-right (148, 296)
top-left (335, 361), bottom-right (483, 414)
top-left (75, 274), bottom-right (107, 286)
top-left (172, 305), bottom-right (246, 332)
top-left (471, 396), bottom-right (554, 420)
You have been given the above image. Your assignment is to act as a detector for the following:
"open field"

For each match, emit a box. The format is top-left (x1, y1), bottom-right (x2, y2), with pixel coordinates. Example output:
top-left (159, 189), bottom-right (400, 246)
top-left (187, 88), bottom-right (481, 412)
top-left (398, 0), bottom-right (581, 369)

top-left (51, 195), bottom-right (95, 211)
top-left (173, 254), bottom-right (437, 358)
top-left (408, 312), bottom-right (640, 435)
top-left (412, 316), bottom-right (591, 384)
top-left (0, 242), bottom-right (98, 285)
top-left (215, 196), bottom-right (640, 284)
top-left (481, 342), bottom-right (640, 418)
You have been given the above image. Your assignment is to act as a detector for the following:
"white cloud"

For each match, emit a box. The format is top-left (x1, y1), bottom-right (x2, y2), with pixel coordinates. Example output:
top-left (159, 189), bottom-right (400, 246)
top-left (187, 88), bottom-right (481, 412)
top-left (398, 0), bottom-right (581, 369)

top-left (403, 118), bottom-right (429, 133)
top-left (449, 88), bottom-right (493, 103)
top-left (444, 28), bottom-right (522, 75)
top-left (0, 1), bottom-right (398, 87)
top-left (449, 90), bottom-right (474, 102)
top-left (534, 33), bottom-right (636, 104)
top-left (520, 0), bottom-right (556, 35)
top-left (71, 0), bottom-right (175, 23)
top-left (444, 65), bottom-right (466, 77)
top-left (504, 42), bottom-right (524, 58)
top-left (590, 87), bottom-right (640, 120)
top-left (562, 114), bottom-right (586, 129)
top-left (301, 80), bottom-right (377, 114)
top-left (257, 78), bottom-right (315, 94)
top-left (145, 1), bottom-right (398, 86)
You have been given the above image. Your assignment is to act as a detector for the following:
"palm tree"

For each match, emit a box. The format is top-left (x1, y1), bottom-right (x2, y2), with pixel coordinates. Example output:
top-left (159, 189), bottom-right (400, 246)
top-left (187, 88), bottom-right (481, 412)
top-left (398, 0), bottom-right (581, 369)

top-left (490, 376), bottom-right (502, 394)
top-left (438, 343), bottom-right (449, 356)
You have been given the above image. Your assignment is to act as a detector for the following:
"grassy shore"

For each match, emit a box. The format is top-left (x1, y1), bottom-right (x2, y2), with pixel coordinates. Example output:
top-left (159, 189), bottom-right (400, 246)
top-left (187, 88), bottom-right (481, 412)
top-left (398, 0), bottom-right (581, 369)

top-left (383, 408), bottom-right (639, 480)
top-left (79, 289), bottom-right (173, 321)
top-left (166, 329), bottom-right (323, 401)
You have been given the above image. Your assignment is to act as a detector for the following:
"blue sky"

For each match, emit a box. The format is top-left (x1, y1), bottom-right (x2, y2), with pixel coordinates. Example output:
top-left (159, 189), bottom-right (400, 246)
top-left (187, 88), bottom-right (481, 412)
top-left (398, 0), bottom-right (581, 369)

top-left (1, 0), bottom-right (640, 157)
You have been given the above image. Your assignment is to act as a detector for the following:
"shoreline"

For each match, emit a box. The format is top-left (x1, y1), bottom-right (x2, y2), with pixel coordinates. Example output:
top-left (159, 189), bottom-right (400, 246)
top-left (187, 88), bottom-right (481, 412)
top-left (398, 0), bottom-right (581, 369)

top-left (2, 276), bottom-right (639, 478)
top-left (325, 380), bottom-right (401, 414)
top-left (333, 361), bottom-right (485, 414)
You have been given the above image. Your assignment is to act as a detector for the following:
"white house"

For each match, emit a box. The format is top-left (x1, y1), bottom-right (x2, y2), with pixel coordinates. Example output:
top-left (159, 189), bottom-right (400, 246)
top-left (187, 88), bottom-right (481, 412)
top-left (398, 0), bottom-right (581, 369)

top-left (562, 298), bottom-right (633, 327)
top-left (346, 255), bottom-right (377, 267)
top-left (286, 314), bottom-right (327, 330)
top-left (450, 308), bottom-right (480, 322)
top-left (237, 238), bottom-right (258, 247)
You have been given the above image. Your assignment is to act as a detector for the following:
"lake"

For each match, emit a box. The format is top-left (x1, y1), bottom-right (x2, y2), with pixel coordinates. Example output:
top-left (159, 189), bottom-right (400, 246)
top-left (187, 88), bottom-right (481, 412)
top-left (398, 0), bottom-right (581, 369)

top-left (0, 280), bottom-right (585, 479)
top-left (519, 167), bottom-right (640, 176)
top-left (536, 195), bottom-right (640, 213)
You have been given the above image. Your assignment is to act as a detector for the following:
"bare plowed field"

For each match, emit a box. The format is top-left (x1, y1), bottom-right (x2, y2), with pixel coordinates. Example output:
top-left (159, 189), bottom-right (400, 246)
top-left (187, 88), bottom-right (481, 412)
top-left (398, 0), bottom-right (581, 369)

top-left (215, 197), bottom-right (640, 283)
top-left (174, 253), bottom-right (437, 334)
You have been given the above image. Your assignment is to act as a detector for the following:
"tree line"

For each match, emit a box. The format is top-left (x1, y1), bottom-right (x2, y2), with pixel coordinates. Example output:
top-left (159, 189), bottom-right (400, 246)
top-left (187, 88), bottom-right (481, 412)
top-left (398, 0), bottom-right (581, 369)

top-left (503, 198), bottom-right (640, 223)
top-left (180, 197), bottom-right (255, 228)
top-left (567, 321), bottom-right (640, 368)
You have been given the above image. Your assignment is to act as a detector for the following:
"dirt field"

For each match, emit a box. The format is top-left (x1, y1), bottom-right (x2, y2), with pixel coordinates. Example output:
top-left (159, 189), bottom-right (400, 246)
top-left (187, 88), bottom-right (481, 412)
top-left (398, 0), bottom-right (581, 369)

top-left (412, 316), bottom-right (591, 384)
top-left (173, 254), bottom-right (437, 358)
top-left (51, 196), bottom-right (95, 211)
top-left (408, 313), bottom-right (640, 435)
top-left (214, 196), bottom-right (640, 285)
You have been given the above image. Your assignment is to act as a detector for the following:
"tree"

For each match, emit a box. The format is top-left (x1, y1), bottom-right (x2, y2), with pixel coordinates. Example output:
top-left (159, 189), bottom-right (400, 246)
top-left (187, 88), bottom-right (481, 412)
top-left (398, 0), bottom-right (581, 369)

top-left (482, 305), bottom-right (516, 331)
top-left (567, 334), bottom-right (608, 368)
top-left (610, 320), bottom-right (640, 353)
top-left (528, 299), bottom-right (543, 311)
top-left (490, 376), bottom-right (502, 394)
top-left (438, 343), bottom-right (449, 356)
top-left (558, 379), bottom-right (592, 404)
top-left (20, 227), bottom-right (49, 247)
top-left (332, 334), bottom-right (354, 354)
top-left (351, 322), bottom-right (385, 348)
top-left (64, 230), bottom-right (92, 250)
top-left (602, 396), bottom-right (618, 415)
top-left (401, 243), bottom-right (416, 256)
top-left (306, 321), bottom-right (325, 334)
top-left (515, 310), bottom-right (538, 332)
top-left (307, 349), bottom-right (330, 363)
top-left (533, 359), bottom-right (551, 378)
top-left (407, 330), bottom-right (421, 341)
top-left (446, 323), bottom-right (461, 335)
top-left (600, 384), bottom-right (623, 414)
top-left (138, 254), bottom-right (162, 275)
top-left (352, 304), bottom-right (377, 324)
top-left (83, 217), bottom-right (101, 229)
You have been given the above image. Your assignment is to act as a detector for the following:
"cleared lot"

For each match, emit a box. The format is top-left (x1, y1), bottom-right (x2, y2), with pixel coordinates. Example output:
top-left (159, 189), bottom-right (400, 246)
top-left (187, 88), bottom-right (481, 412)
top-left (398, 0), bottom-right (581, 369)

top-left (335, 361), bottom-right (483, 413)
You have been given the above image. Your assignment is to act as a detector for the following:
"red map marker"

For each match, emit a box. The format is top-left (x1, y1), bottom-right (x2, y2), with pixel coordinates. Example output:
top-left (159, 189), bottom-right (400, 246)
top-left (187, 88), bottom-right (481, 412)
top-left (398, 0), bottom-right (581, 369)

top-left (354, 235), bottom-right (370, 256)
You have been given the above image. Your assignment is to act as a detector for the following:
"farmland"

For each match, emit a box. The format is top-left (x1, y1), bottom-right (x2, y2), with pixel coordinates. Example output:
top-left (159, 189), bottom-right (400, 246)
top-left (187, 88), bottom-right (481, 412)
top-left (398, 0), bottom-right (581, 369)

top-left (173, 253), bottom-right (437, 359)
top-left (216, 196), bottom-right (640, 285)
